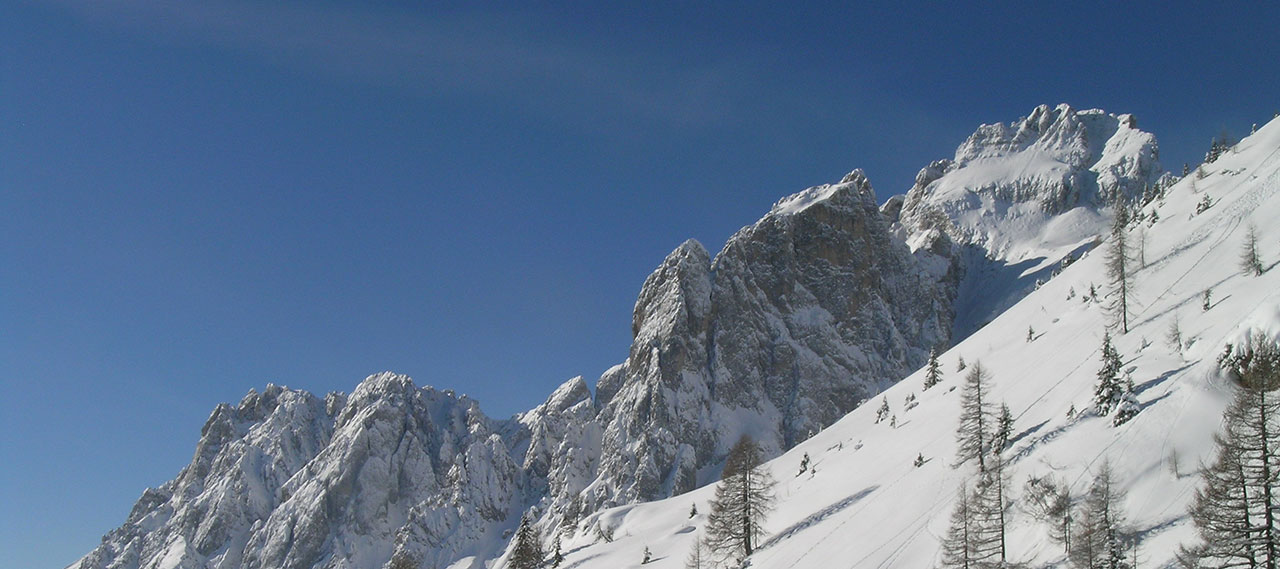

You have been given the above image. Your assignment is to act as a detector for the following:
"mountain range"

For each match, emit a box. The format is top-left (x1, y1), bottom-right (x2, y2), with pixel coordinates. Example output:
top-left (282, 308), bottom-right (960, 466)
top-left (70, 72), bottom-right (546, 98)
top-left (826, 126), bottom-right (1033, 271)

top-left (73, 104), bottom-right (1276, 569)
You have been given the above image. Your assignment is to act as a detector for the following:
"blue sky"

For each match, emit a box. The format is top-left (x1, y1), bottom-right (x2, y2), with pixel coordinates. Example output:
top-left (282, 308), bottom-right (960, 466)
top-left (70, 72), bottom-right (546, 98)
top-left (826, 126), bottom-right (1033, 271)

top-left (2, 2), bottom-right (1277, 567)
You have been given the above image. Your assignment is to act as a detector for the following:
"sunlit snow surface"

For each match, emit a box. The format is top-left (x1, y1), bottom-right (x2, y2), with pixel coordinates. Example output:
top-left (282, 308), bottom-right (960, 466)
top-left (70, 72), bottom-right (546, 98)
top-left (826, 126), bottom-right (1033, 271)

top-left (547, 118), bottom-right (1280, 568)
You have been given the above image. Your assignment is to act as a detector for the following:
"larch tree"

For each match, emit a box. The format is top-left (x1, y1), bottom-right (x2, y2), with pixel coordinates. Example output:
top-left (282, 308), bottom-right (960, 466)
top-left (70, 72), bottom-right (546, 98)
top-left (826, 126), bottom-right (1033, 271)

top-left (684, 537), bottom-right (709, 569)
top-left (1241, 224), bottom-right (1265, 277)
top-left (941, 483), bottom-right (980, 569)
top-left (1185, 335), bottom-right (1280, 568)
top-left (1071, 461), bottom-right (1130, 569)
top-left (955, 362), bottom-right (995, 472)
top-left (704, 435), bottom-right (776, 563)
top-left (941, 456), bottom-right (1011, 568)
top-left (1106, 201), bottom-right (1134, 334)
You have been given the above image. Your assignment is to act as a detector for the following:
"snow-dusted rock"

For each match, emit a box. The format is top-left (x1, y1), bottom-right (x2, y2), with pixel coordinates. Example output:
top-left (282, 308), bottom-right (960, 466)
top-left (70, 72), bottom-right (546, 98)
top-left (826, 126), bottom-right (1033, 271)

top-left (74, 104), bottom-right (1190, 569)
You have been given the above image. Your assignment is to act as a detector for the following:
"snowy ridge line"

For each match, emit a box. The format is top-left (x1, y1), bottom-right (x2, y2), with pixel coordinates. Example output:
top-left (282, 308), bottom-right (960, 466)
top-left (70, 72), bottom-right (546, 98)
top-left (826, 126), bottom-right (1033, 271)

top-left (543, 114), bottom-right (1280, 569)
top-left (69, 110), bottom-right (1280, 569)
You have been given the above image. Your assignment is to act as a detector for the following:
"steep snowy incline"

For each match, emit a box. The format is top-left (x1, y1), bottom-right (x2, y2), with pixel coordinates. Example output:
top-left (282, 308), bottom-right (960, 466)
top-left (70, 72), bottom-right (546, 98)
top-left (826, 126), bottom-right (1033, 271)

top-left (894, 104), bottom-right (1170, 337)
top-left (68, 105), bottom-right (1181, 569)
top-left (545, 116), bottom-right (1280, 569)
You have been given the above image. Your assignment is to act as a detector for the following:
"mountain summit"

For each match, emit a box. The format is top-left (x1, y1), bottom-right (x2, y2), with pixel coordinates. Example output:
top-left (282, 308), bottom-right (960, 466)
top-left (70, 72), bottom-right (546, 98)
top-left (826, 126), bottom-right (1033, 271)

top-left (71, 105), bottom-right (1208, 569)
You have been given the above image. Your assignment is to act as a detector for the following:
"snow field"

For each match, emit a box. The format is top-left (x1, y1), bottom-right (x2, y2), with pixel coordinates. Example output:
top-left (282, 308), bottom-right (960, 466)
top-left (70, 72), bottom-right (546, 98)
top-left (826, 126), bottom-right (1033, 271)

top-left (551, 117), bottom-right (1280, 568)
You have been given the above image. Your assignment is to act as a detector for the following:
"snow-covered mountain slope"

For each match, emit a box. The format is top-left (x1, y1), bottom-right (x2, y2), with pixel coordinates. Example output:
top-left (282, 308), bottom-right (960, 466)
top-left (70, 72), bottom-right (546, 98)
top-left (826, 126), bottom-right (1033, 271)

top-left (71, 105), bottom-right (1209, 569)
top-left (547, 116), bottom-right (1280, 569)
top-left (895, 104), bottom-right (1171, 336)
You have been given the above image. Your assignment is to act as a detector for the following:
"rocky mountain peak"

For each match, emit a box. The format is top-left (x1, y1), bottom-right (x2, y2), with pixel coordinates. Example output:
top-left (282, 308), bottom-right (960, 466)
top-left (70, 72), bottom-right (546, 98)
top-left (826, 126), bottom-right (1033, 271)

top-left (900, 104), bottom-right (1166, 260)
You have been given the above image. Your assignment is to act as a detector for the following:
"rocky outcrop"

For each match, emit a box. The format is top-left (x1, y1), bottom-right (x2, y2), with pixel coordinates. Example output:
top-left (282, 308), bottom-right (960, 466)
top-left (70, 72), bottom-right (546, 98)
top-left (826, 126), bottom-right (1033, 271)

top-left (73, 104), bottom-right (1166, 569)
top-left (588, 169), bottom-right (958, 506)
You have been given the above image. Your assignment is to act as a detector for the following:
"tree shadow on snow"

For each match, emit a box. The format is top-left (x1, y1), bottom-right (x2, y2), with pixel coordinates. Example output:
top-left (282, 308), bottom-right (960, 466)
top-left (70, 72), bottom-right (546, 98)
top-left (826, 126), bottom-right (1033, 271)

top-left (1138, 391), bottom-right (1172, 412)
top-left (757, 485), bottom-right (879, 551)
top-left (1008, 419), bottom-right (1049, 449)
top-left (1134, 363), bottom-right (1193, 396)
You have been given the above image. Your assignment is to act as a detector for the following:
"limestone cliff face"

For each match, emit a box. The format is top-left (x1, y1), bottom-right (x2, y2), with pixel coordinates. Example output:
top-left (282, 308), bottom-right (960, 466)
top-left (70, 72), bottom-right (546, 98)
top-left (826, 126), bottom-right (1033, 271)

top-left (75, 105), bottom-right (1169, 569)
top-left (589, 169), bottom-right (958, 506)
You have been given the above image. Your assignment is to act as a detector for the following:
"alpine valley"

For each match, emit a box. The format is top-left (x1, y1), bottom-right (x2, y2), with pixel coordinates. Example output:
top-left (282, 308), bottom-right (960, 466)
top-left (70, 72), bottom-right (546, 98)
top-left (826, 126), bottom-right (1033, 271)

top-left (72, 105), bottom-right (1280, 569)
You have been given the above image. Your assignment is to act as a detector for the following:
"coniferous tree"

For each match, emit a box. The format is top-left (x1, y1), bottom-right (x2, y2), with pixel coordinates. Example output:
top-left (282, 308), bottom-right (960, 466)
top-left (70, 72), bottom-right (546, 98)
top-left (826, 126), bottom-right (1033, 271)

top-left (1071, 461), bottom-right (1130, 569)
top-left (1095, 332), bottom-right (1126, 416)
top-left (1112, 377), bottom-right (1140, 427)
top-left (1242, 224), bottom-right (1265, 276)
top-left (955, 362), bottom-right (994, 471)
top-left (1185, 335), bottom-right (1280, 568)
top-left (684, 539), bottom-right (708, 569)
top-left (973, 455), bottom-right (1011, 564)
top-left (1106, 203), bottom-right (1134, 334)
top-left (704, 435), bottom-right (776, 562)
top-left (924, 347), bottom-right (944, 390)
top-left (1050, 485), bottom-right (1075, 554)
top-left (994, 403), bottom-right (1014, 452)
top-left (509, 514), bottom-right (545, 569)
top-left (941, 483), bottom-right (981, 569)
top-left (875, 397), bottom-right (891, 424)
top-left (941, 458), bottom-right (1010, 568)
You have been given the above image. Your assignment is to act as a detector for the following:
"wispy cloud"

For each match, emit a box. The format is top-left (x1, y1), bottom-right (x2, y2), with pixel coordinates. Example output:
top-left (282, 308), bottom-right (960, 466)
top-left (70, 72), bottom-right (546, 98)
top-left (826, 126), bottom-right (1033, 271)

top-left (44, 0), bottom-right (762, 130)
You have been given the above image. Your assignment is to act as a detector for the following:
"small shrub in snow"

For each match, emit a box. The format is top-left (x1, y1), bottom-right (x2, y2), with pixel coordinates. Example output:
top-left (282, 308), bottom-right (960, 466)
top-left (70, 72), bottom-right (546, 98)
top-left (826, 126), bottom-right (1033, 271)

top-left (1196, 194), bottom-right (1213, 214)
top-left (1203, 288), bottom-right (1213, 311)
top-left (1165, 316), bottom-right (1183, 353)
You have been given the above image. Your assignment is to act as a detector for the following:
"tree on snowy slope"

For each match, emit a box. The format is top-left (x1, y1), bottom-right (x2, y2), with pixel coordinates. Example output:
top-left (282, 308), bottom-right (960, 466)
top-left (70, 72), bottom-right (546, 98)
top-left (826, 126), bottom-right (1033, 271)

top-left (1183, 335), bottom-right (1280, 569)
top-left (941, 456), bottom-right (1011, 568)
top-left (509, 514), bottom-right (545, 569)
top-left (941, 482), bottom-right (980, 568)
top-left (994, 403), bottom-right (1014, 452)
top-left (704, 435), bottom-right (776, 562)
top-left (924, 347), bottom-right (944, 390)
top-left (1071, 461), bottom-right (1131, 569)
top-left (1106, 202), bottom-right (1134, 334)
top-left (1094, 332), bottom-right (1128, 416)
top-left (684, 538), bottom-right (709, 569)
top-left (955, 362), bottom-right (995, 472)
top-left (1241, 224), bottom-right (1265, 277)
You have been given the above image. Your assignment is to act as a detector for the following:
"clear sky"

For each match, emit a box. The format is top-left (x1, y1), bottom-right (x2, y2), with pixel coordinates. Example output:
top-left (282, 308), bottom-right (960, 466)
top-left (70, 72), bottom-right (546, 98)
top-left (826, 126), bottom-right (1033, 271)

top-left (2, 2), bottom-right (1277, 568)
